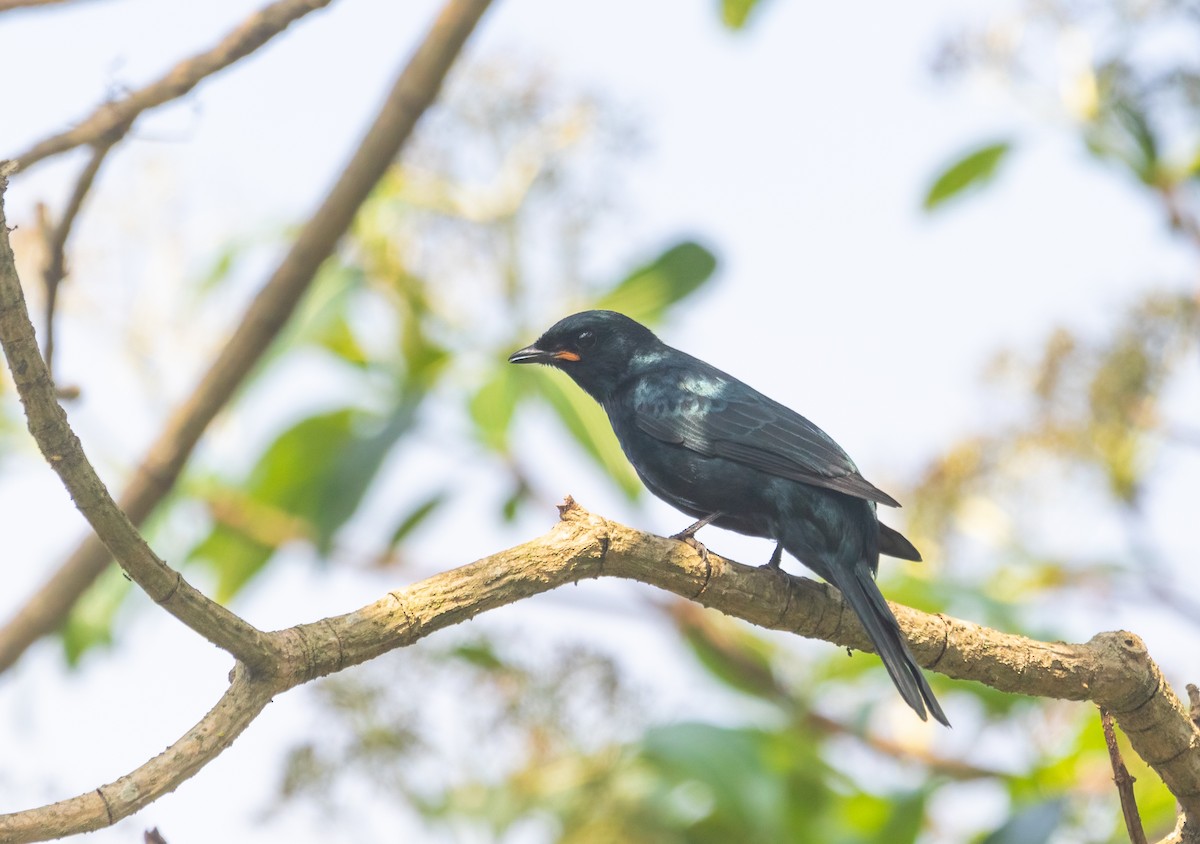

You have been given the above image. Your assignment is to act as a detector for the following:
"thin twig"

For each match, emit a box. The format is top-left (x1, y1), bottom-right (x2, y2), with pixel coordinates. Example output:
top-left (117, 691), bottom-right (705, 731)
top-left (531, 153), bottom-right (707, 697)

top-left (8, 0), bottom-right (334, 174)
top-left (40, 130), bottom-right (127, 381)
top-left (1102, 706), bottom-right (1150, 844)
top-left (1160, 184), bottom-right (1200, 253)
top-left (0, 0), bottom-right (495, 673)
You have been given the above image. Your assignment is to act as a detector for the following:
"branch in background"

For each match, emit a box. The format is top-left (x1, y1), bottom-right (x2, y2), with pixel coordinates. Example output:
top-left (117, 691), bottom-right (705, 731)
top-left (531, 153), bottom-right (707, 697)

top-left (1160, 184), bottom-right (1200, 252)
top-left (1103, 707), bottom-right (1149, 844)
top-left (38, 128), bottom-right (127, 384)
top-left (0, 0), bottom-right (92, 10)
top-left (0, 176), bottom-right (282, 672)
top-left (0, 0), bottom-right (496, 673)
top-left (1, 499), bottom-right (1197, 842)
top-left (7, 0), bottom-right (334, 174)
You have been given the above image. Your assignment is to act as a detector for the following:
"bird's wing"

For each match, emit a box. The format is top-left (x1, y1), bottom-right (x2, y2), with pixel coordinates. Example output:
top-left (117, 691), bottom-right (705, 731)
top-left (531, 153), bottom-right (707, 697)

top-left (630, 365), bottom-right (900, 507)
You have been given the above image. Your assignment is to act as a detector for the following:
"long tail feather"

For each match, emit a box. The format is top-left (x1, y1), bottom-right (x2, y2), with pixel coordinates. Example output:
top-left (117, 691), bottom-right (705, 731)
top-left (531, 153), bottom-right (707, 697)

top-left (830, 564), bottom-right (949, 726)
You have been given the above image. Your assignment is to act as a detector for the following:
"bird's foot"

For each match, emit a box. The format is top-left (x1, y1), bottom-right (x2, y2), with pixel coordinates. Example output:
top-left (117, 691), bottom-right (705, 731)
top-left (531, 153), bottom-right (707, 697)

top-left (670, 513), bottom-right (720, 566)
top-left (671, 512), bottom-right (721, 542)
top-left (759, 542), bottom-right (783, 570)
top-left (676, 534), bottom-right (710, 565)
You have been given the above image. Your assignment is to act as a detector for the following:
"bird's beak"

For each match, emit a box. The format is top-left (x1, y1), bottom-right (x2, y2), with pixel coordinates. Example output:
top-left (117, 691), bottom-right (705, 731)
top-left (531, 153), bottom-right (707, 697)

top-left (508, 345), bottom-right (581, 365)
top-left (508, 344), bottom-right (552, 365)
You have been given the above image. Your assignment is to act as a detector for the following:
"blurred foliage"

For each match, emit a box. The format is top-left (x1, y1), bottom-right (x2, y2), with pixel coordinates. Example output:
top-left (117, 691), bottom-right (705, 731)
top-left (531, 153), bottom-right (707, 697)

top-left (719, 0), bottom-right (770, 30)
top-left (269, 2), bottom-right (1200, 840)
top-left (924, 141), bottom-right (1013, 210)
top-left (156, 62), bottom-right (714, 606)
top-left (930, 0), bottom-right (1200, 210)
top-left (279, 600), bottom-right (1183, 842)
top-left (28, 0), bottom-right (1200, 840)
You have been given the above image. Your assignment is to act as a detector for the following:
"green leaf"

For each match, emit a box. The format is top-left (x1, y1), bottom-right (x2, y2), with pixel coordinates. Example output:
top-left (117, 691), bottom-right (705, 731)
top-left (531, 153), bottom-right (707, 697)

top-left (720, 0), bottom-right (768, 29)
top-left (245, 409), bottom-right (362, 548)
top-left (524, 369), bottom-right (642, 498)
top-left (676, 611), bottom-right (784, 703)
top-left (981, 799), bottom-right (1066, 844)
top-left (315, 400), bottom-right (420, 550)
top-left (191, 401), bottom-right (420, 599)
top-left (923, 141), bottom-right (1013, 211)
top-left (385, 490), bottom-right (448, 549)
top-left (450, 640), bottom-right (507, 671)
top-left (314, 313), bottom-right (371, 368)
top-left (641, 723), bottom-right (830, 842)
top-left (597, 240), bottom-right (718, 325)
top-left (190, 521), bottom-right (277, 603)
top-left (470, 363), bottom-right (524, 452)
top-left (60, 566), bottom-right (133, 664)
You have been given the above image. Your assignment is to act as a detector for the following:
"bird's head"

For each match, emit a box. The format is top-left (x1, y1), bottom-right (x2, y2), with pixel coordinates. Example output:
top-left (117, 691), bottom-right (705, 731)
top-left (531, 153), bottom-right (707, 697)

top-left (508, 310), bottom-right (663, 400)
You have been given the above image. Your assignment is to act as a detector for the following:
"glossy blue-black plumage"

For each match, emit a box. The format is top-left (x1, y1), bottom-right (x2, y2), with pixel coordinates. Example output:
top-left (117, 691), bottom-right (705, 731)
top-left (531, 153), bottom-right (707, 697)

top-left (509, 310), bottom-right (947, 725)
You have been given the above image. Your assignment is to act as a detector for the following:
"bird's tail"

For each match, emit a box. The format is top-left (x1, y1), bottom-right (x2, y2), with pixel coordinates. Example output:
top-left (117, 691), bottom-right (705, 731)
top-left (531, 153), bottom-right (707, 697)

top-left (829, 563), bottom-right (949, 726)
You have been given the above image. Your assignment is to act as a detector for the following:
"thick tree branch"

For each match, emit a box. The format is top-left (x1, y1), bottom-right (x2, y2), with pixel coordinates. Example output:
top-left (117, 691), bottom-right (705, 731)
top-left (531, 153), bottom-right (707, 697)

top-left (2, 498), bottom-right (1197, 842)
top-left (7, 0), bottom-right (334, 174)
top-left (0, 0), bottom-right (496, 673)
top-left (0, 175), bottom-right (282, 672)
top-left (290, 499), bottom-right (1200, 827)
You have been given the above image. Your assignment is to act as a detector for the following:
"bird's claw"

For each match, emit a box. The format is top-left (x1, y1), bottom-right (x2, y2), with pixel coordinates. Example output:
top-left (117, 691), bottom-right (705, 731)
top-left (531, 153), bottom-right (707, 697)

top-left (675, 533), bottom-right (710, 565)
top-left (759, 541), bottom-right (784, 570)
top-left (671, 512), bottom-right (720, 565)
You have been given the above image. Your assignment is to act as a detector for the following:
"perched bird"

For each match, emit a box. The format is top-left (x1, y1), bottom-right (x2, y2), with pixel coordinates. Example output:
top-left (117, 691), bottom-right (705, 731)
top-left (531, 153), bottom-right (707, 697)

top-left (509, 310), bottom-right (948, 726)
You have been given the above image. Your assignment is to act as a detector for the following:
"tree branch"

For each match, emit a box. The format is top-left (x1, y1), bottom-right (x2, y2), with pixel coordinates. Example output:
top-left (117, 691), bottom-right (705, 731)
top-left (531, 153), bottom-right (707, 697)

top-left (0, 0), bottom-right (95, 11)
top-left (0, 175), bottom-right (282, 672)
top-left (0, 664), bottom-right (277, 843)
top-left (39, 128), bottom-right (127, 381)
top-left (2, 498), bottom-right (1197, 841)
top-left (1103, 707), bottom-right (1149, 844)
top-left (7, 0), bottom-right (334, 174)
top-left (0, 0), bottom-right (496, 673)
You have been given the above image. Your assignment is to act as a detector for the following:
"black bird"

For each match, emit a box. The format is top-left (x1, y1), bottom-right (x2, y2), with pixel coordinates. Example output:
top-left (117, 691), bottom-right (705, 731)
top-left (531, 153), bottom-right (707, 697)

top-left (509, 310), bottom-right (948, 726)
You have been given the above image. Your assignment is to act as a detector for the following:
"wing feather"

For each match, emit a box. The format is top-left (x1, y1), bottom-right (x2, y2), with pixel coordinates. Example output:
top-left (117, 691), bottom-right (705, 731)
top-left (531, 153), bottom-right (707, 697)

top-left (629, 363), bottom-right (900, 507)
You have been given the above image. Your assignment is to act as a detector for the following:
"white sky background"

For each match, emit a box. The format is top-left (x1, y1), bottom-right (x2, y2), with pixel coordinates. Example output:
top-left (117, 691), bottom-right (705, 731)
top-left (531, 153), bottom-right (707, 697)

top-left (1, 0), bottom-right (1197, 841)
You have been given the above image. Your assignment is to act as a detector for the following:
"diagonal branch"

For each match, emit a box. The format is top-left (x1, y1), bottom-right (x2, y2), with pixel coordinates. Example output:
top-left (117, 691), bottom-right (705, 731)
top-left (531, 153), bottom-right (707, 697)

top-left (8, 0), bottom-right (334, 174)
top-left (0, 664), bottom-right (278, 843)
top-left (0, 0), bottom-right (496, 673)
top-left (0, 0), bottom-right (97, 11)
top-left (0, 175), bottom-right (282, 672)
top-left (39, 127), bottom-right (128, 380)
top-left (2, 498), bottom-right (1198, 842)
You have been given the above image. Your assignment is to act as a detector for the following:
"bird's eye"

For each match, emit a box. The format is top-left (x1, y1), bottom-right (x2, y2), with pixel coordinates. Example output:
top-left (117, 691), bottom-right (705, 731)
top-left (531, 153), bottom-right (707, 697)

top-left (577, 330), bottom-right (596, 349)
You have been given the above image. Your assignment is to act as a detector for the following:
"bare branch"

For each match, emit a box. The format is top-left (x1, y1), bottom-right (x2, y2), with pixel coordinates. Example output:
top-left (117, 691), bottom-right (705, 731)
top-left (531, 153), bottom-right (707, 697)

top-left (1103, 707), bottom-right (1149, 844)
top-left (0, 175), bottom-right (282, 672)
top-left (0, 499), bottom-right (1197, 840)
top-left (279, 499), bottom-right (1200, 824)
top-left (0, 0), bottom-right (96, 11)
top-left (0, 664), bottom-right (277, 843)
top-left (0, 0), bottom-right (496, 673)
top-left (40, 129), bottom-right (127, 380)
top-left (7, 0), bottom-right (334, 174)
